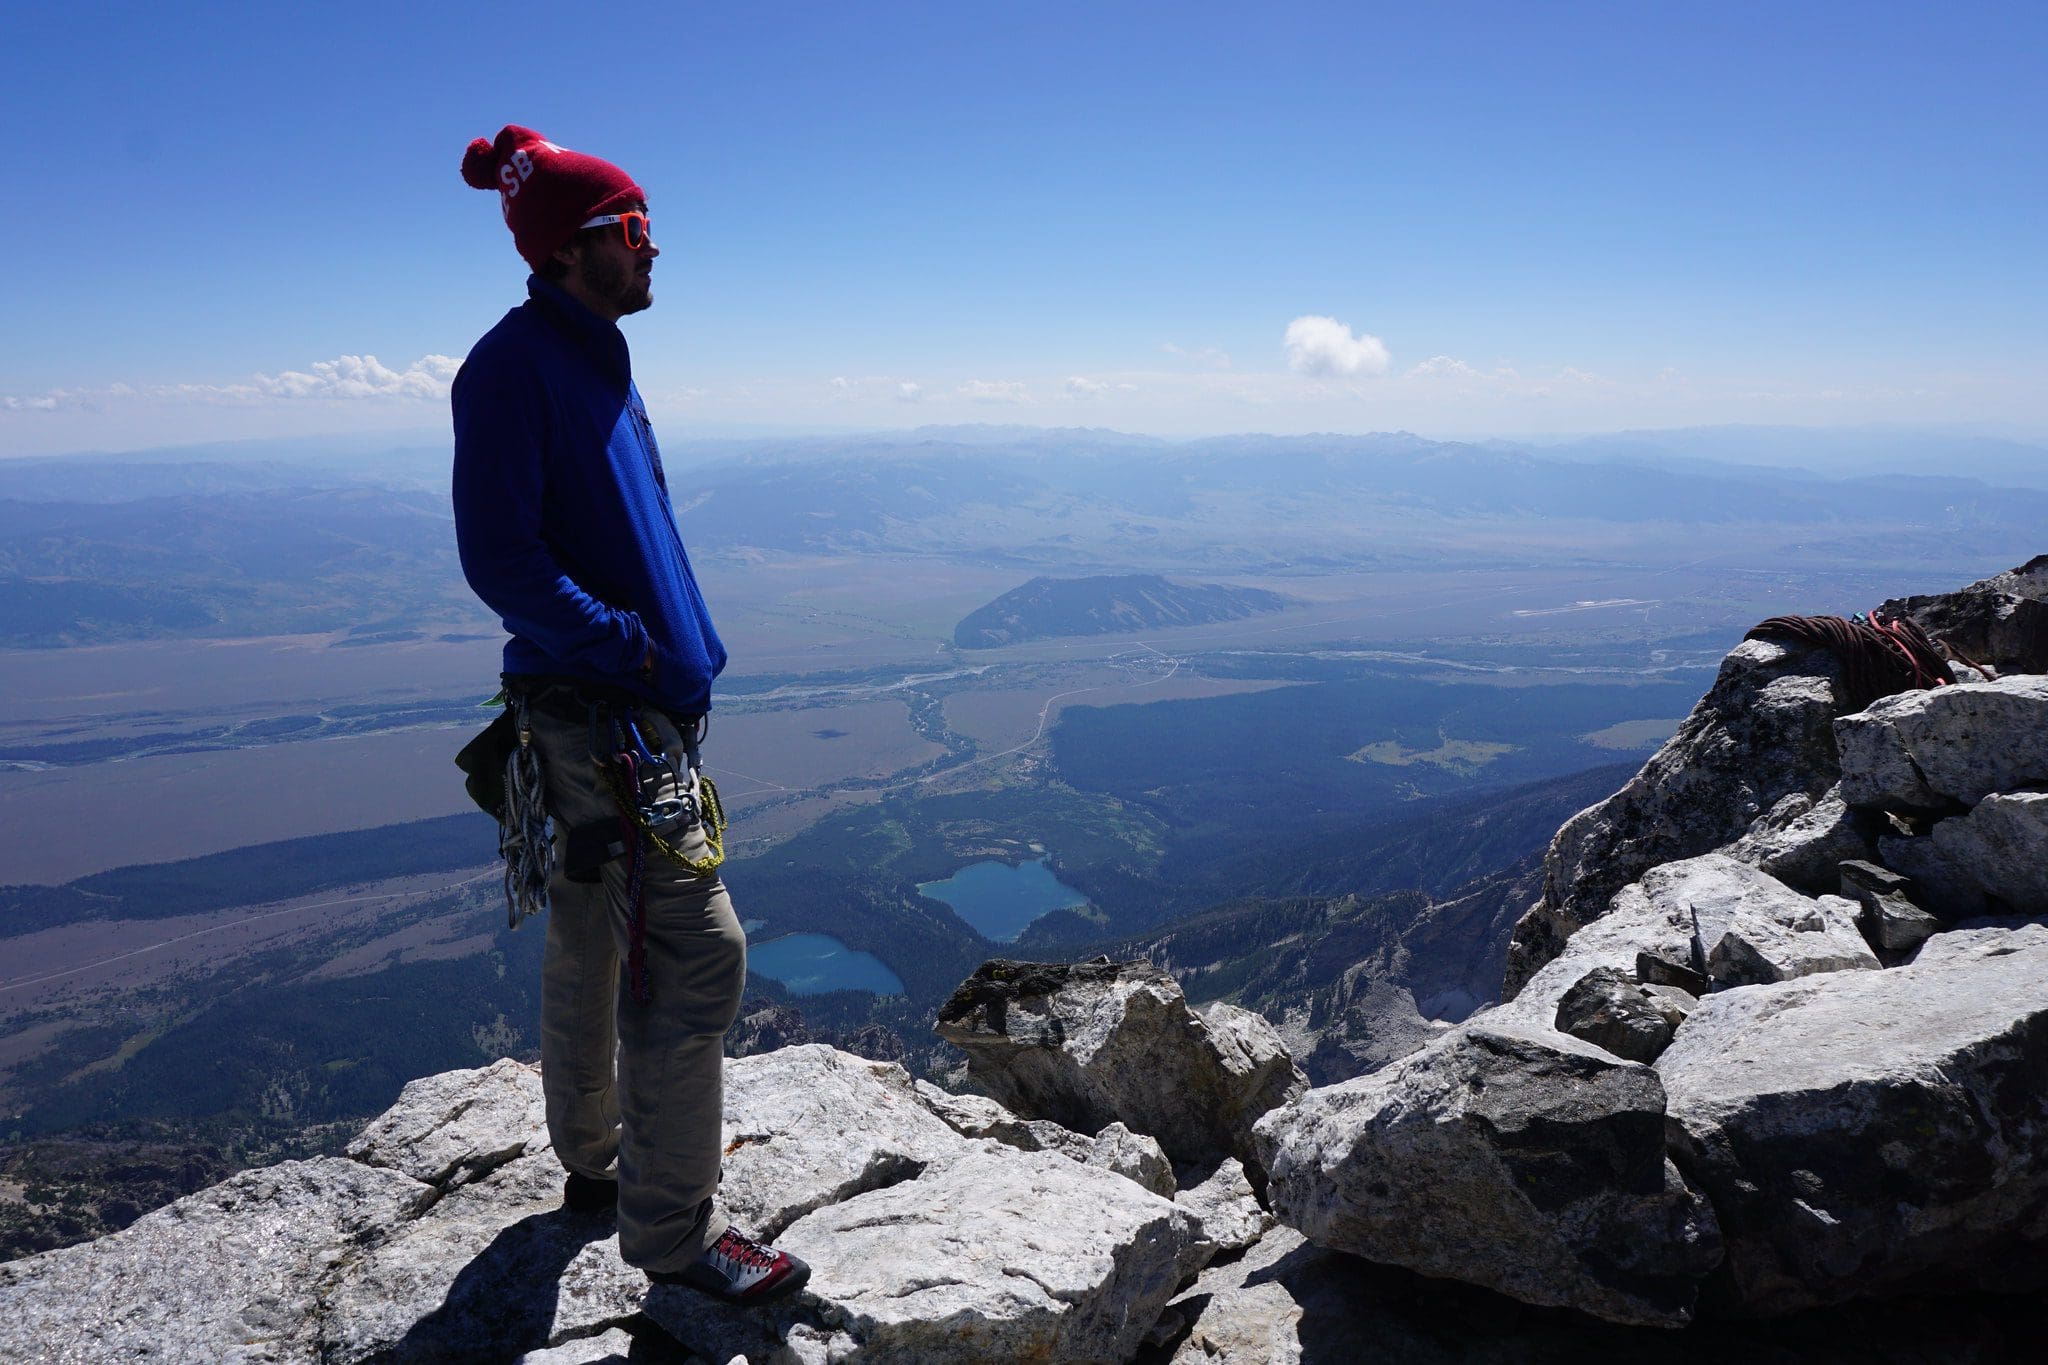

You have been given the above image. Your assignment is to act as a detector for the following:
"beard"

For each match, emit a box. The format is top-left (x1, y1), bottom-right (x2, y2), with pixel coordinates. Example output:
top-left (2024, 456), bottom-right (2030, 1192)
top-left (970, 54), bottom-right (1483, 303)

top-left (582, 247), bottom-right (652, 316)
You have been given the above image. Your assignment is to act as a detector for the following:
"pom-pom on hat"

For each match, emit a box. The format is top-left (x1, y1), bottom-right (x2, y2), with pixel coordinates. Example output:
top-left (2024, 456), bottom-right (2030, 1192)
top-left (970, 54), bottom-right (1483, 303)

top-left (461, 125), bottom-right (645, 273)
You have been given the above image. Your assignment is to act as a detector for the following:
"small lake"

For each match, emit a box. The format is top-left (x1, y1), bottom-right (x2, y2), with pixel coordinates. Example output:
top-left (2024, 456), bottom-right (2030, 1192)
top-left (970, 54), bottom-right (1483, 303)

top-left (918, 858), bottom-right (1089, 942)
top-left (747, 933), bottom-right (904, 996)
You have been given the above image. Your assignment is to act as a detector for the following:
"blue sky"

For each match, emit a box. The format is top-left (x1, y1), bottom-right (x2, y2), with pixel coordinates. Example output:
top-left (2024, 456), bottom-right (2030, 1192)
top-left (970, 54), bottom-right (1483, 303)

top-left (3, 1), bottom-right (2042, 454)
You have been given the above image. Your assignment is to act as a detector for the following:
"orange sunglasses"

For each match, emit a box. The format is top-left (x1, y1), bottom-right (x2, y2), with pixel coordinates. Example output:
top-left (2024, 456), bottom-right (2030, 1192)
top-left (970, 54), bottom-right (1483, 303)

top-left (579, 211), bottom-right (653, 250)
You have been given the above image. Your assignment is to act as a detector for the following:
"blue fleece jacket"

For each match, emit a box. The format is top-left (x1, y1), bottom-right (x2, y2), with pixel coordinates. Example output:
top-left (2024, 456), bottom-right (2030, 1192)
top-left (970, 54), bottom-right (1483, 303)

top-left (451, 276), bottom-right (726, 715)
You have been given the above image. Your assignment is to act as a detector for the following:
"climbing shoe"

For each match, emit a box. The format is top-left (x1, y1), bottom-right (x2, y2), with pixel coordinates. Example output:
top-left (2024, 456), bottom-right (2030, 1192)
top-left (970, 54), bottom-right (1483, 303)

top-left (647, 1225), bottom-right (811, 1304)
top-left (562, 1172), bottom-right (618, 1214)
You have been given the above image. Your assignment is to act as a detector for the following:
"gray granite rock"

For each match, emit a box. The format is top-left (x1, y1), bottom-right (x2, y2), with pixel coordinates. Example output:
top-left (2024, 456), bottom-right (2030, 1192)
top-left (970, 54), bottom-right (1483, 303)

top-left (1928, 789), bottom-right (2048, 914)
top-left (513, 1328), bottom-right (640, 1364)
top-left (1174, 1156), bottom-right (1273, 1254)
top-left (0, 1158), bottom-right (431, 1364)
top-left (1506, 638), bottom-right (1846, 996)
top-left (317, 1149), bottom-right (645, 1363)
top-left (1066, 1119), bottom-right (1176, 1196)
top-left (1659, 922), bottom-right (2048, 1315)
top-left (1875, 555), bottom-right (2048, 676)
top-left (1876, 830), bottom-right (1990, 919)
top-left (1553, 965), bottom-right (1676, 1064)
top-left (1640, 983), bottom-right (1699, 1028)
top-left (1643, 855), bottom-right (1879, 988)
top-left (645, 1147), bottom-right (1206, 1365)
top-left (1254, 1020), bottom-right (1721, 1326)
top-left (1723, 786), bottom-right (1880, 896)
top-left (347, 1056), bottom-right (548, 1189)
top-left (719, 1044), bottom-right (975, 1239)
top-left (910, 1076), bottom-right (1175, 1194)
top-left (1498, 878), bottom-right (1698, 1026)
top-left (1164, 1226), bottom-right (1322, 1365)
top-left (1836, 675), bottom-right (2048, 811)
top-left (909, 1077), bottom-right (1016, 1139)
top-left (1837, 859), bottom-right (1947, 953)
top-left (936, 959), bottom-right (1306, 1179)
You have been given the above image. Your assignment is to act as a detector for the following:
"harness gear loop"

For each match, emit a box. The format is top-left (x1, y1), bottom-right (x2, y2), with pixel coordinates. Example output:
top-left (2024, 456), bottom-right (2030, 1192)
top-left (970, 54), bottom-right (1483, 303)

top-left (500, 693), bottom-right (555, 928)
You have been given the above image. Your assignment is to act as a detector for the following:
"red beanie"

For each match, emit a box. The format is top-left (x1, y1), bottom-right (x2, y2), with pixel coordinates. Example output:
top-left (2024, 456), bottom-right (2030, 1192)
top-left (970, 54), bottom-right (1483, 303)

top-left (461, 125), bottom-right (645, 272)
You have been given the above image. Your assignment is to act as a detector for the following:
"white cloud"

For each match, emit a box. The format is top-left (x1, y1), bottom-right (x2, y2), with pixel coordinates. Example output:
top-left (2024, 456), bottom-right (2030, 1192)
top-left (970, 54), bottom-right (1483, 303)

top-left (1064, 376), bottom-right (1137, 399)
top-left (1284, 316), bottom-right (1390, 377)
top-left (1163, 342), bottom-right (1233, 370)
top-left (248, 354), bottom-right (461, 400)
top-left (897, 381), bottom-right (923, 403)
top-left (957, 379), bottom-right (1028, 404)
top-left (3, 354), bottom-right (463, 412)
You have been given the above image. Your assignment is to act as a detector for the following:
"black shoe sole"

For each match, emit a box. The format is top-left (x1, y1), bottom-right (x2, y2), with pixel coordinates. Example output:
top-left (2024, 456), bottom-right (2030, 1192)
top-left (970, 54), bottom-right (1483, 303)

top-left (563, 1173), bottom-right (619, 1214)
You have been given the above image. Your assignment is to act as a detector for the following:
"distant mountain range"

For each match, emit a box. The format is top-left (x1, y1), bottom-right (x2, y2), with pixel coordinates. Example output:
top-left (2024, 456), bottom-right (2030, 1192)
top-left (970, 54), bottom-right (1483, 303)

top-left (7, 423), bottom-right (2048, 644)
top-left (953, 574), bottom-right (1295, 648)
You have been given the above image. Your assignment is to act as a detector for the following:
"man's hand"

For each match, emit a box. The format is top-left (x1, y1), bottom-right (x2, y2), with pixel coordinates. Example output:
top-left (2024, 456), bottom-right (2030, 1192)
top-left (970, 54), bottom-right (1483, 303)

top-left (640, 645), bottom-right (655, 680)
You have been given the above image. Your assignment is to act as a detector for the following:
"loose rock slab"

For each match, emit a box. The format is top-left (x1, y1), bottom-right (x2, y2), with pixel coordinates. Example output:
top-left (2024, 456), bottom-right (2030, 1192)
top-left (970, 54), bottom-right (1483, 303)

top-left (1174, 1156), bottom-right (1274, 1254)
top-left (1836, 674), bottom-right (2048, 811)
top-left (720, 1045), bottom-right (974, 1238)
top-left (0, 1158), bottom-right (431, 1364)
top-left (1255, 1021), bottom-right (1721, 1326)
top-left (1927, 789), bottom-right (2048, 915)
top-left (1644, 854), bottom-right (1878, 988)
top-left (936, 959), bottom-right (1306, 1177)
top-left (1659, 922), bottom-right (2048, 1315)
top-left (347, 1056), bottom-right (549, 1188)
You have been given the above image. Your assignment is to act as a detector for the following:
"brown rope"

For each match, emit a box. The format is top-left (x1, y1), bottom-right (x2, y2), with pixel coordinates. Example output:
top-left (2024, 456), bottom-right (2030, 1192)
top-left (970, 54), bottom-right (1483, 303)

top-left (1743, 612), bottom-right (1951, 713)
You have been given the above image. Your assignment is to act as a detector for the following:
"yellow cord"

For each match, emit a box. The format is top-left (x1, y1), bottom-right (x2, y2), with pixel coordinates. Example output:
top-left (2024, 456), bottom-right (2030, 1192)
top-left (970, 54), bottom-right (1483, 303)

top-left (601, 764), bottom-right (728, 878)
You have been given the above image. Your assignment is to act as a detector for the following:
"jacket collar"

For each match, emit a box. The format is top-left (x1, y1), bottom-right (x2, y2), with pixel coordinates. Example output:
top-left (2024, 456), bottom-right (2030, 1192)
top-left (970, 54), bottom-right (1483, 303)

top-left (525, 274), bottom-right (632, 385)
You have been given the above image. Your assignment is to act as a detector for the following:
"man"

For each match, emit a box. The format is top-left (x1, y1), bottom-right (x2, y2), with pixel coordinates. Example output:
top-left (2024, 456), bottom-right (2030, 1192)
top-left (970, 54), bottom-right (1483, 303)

top-left (451, 124), bottom-right (807, 1304)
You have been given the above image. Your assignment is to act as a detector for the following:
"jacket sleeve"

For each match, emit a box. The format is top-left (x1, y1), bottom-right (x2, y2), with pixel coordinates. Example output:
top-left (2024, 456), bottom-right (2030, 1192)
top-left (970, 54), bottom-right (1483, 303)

top-left (451, 349), bottom-right (649, 680)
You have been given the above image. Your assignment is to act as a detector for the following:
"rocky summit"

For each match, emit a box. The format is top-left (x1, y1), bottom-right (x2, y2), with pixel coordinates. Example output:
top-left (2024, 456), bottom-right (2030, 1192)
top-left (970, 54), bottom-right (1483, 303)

top-left (5, 562), bottom-right (2048, 1361)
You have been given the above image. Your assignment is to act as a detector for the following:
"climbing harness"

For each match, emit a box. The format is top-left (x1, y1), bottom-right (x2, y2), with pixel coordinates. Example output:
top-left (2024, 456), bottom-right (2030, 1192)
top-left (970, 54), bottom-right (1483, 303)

top-left (466, 678), bottom-right (730, 998)
top-left (588, 703), bottom-right (728, 1004)
top-left (1744, 611), bottom-right (1953, 714)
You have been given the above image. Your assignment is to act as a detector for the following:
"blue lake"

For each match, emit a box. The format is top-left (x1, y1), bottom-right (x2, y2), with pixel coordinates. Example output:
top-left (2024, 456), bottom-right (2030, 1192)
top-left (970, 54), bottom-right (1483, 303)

top-left (747, 933), bottom-right (904, 996)
top-left (918, 858), bottom-right (1090, 942)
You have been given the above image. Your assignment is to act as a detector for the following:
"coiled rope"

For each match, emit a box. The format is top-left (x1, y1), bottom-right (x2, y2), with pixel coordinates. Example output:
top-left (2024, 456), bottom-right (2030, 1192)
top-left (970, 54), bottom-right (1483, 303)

top-left (1744, 611), bottom-right (1951, 714)
top-left (500, 694), bottom-right (555, 927)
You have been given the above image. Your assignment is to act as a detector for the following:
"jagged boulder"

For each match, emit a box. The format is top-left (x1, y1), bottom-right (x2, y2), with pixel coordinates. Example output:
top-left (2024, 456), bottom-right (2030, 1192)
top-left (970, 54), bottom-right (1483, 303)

top-left (1253, 1020), bottom-right (1722, 1326)
top-left (1654, 855), bottom-right (1879, 987)
top-left (1836, 675), bottom-right (2048, 812)
top-left (1926, 790), bottom-right (2048, 912)
top-left (1552, 966), bottom-right (1677, 1064)
top-left (935, 959), bottom-right (1307, 1178)
top-left (1838, 859), bottom-right (1945, 954)
top-left (1506, 638), bottom-right (1846, 996)
top-left (1173, 1156), bottom-right (1274, 1254)
top-left (1722, 785), bottom-right (1880, 895)
top-left (1875, 554), bottom-right (2048, 676)
top-left (1658, 920), bottom-right (2048, 1315)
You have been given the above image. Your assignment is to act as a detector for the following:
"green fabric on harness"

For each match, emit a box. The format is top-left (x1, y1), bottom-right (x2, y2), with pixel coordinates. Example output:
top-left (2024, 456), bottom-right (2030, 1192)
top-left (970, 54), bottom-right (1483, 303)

top-left (454, 707), bottom-right (519, 818)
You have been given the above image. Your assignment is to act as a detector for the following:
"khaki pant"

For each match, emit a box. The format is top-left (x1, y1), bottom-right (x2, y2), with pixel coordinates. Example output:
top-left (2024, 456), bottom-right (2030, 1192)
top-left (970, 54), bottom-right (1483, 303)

top-left (527, 699), bottom-right (745, 1273)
